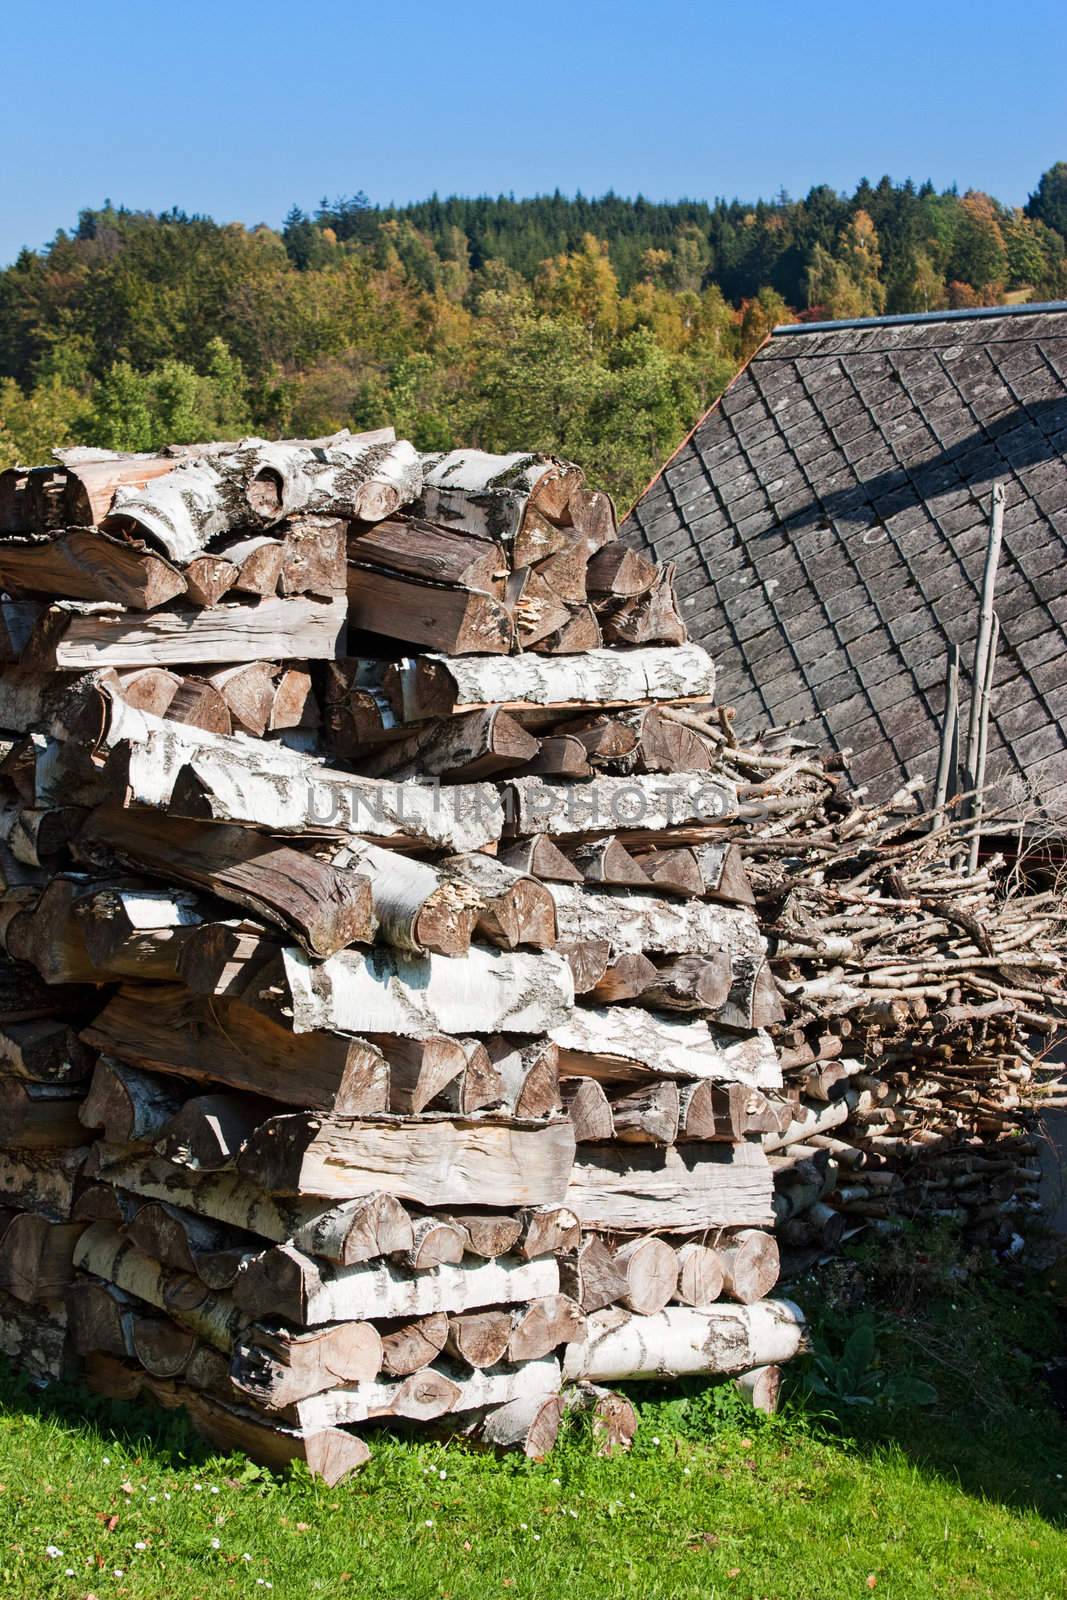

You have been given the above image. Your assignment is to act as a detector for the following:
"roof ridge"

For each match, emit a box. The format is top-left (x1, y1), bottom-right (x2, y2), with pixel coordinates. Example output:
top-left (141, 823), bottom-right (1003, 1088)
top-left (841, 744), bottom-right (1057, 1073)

top-left (773, 301), bottom-right (1067, 336)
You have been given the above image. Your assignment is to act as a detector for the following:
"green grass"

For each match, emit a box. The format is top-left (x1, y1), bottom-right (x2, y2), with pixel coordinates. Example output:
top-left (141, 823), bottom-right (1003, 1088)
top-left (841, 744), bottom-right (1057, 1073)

top-left (0, 1235), bottom-right (1064, 1600)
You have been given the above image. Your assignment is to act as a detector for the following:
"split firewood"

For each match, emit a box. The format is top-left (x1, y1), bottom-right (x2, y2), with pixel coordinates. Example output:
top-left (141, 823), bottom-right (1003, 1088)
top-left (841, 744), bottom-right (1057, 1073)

top-left (562, 1078), bottom-right (614, 1142)
top-left (0, 529), bottom-right (187, 611)
top-left (610, 1237), bottom-right (679, 1315)
top-left (82, 984), bottom-right (390, 1114)
top-left (566, 1140), bottom-right (773, 1231)
top-left (609, 1080), bottom-right (681, 1145)
top-left (673, 1242), bottom-right (725, 1307)
top-left (348, 566), bottom-right (513, 655)
top-left (206, 663), bottom-right (276, 737)
top-left (232, 1242), bottom-right (560, 1327)
top-left (0, 1015), bottom-right (94, 1083)
top-left (430, 1039), bottom-right (505, 1116)
top-left (564, 837), bottom-right (652, 888)
top-left (499, 836), bottom-right (584, 883)
top-left (235, 1112), bottom-right (575, 1208)
top-left (80, 1058), bottom-right (187, 1145)
top-left (153, 1093), bottom-right (273, 1172)
top-left (436, 853), bottom-right (557, 949)
top-left (414, 449), bottom-right (584, 561)
top-left (353, 708), bottom-right (539, 783)
top-left (717, 1229), bottom-right (780, 1304)
top-left (485, 1037), bottom-right (562, 1118)
top-left (0, 1146), bottom-right (89, 1219)
top-left (0, 1082), bottom-right (87, 1149)
top-left (445, 1311), bottom-right (513, 1369)
top-left (597, 564), bottom-right (686, 647)
top-left (587, 953), bottom-right (659, 1004)
top-left (0, 1212), bottom-right (85, 1303)
top-left (507, 1294), bottom-right (586, 1361)
top-left (431, 1211), bottom-right (522, 1260)
top-left (231, 1321), bottom-right (383, 1409)
top-left (530, 604), bottom-right (602, 654)
top-left (515, 1206), bottom-right (581, 1261)
top-left (550, 1005), bottom-right (780, 1089)
top-left (585, 544), bottom-right (658, 598)
top-left (0, 1285), bottom-right (72, 1380)
top-left (348, 516), bottom-right (505, 590)
top-left (523, 735), bottom-right (592, 777)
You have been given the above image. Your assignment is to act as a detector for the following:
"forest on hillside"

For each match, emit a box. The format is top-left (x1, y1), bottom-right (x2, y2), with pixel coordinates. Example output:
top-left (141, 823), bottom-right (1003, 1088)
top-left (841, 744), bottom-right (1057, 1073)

top-left (1, 165), bottom-right (1065, 507)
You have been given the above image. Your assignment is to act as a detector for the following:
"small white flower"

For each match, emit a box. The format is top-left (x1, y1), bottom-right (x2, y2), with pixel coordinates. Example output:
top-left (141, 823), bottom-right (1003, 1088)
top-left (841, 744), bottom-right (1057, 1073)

top-left (652, 1436), bottom-right (661, 1445)
top-left (102, 1457), bottom-right (110, 1465)
top-left (210, 1485), bottom-right (220, 1494)
top-left (533, 1534), bottom-right (541, 1542)
top-left (519, 1522), bottom-right (528, 1530)
top-left (134, 1541), bottom-right (147, 1550)
top-left (568, 1509), bottom-right (578, 1519)
top-left (629, 1492), bottom-right (636, 1500)
top-left (683, 1467), bottom-right (691, 1476)
top-left (65, 1570), bottom-right (75, 1577)
top-left (211, 1538), bottom-right (221, 1549)
top-left (45, 1546), bottom-right (62, 1559)
top-left (148, 1496), bottom-right (157, 1503)
top-left (424, 1519), bottom-right (434, 1527)
top-left (114, 1571), bottom-right (124, 1579)
top-left (439, 1470), bottom-right (447, 1480)
top-left (242, 1553), bottom-right (252, 1562)
top-left (194, 1483), bottom-right (203, 1491)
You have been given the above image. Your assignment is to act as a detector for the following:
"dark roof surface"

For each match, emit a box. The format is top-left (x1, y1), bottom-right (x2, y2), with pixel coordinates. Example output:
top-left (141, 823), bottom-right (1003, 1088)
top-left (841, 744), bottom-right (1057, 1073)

top-left (622, 304), bottom-right (1067, 822)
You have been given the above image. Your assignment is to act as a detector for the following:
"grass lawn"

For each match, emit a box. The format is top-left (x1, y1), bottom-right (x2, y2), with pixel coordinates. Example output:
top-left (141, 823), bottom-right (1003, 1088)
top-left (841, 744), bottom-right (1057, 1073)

top-left (0, 1233), bottom-right (1064, 1600)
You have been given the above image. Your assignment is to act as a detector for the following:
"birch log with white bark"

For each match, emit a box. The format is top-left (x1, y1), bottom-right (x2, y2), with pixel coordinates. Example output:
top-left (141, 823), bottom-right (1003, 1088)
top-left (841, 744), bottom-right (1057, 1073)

top-left (85, 1149), bottom-right (413, 1265)
top-left (106, 438), bottom-right (422, 563)
top-left (230, 1320), bottom-right (384, 1409)
top-left (286, 1356), bottom-right (561, 1430)
top-left (507, 774), bottom-right (738, 837)
top-left (233, 1244), bottom-right (559, 1326)
top-left (415, 450), bottom-right (583, 555)
top-left (0, 1147), bottom-right (88, 1218)
top-left (280, 943), bottom-right (575, 1037)
top-left (22, 596), bottom-right (347, 670)
top-left (561, 1300), bottom-right (807, 1381)
top-left (73, 1222), bottom-right (246, 1352)
top-left (390, 643), bottom-right (716, 720)
top-left (80, 1057), bottom-right (188, 1145)
top-left (566, 1140), bottom-right (774, 1231)
top-left (436, 853), bottom-right (557, 950)
top-left (549, 1006), bottom-right (781, 1088)
top-left (235, 1113), bottom-right (575, 1207)
top-left (325, 840), bottom-right (480, 957)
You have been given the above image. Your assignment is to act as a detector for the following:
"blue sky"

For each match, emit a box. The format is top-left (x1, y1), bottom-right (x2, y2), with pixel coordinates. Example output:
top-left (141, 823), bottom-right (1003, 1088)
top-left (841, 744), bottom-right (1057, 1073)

top-left (2, 0), bottom-right (1064, 264)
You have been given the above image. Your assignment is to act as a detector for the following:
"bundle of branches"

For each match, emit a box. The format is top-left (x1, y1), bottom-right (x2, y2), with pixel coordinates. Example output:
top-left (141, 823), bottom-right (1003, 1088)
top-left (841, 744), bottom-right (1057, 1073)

top-left (711, 728), bottom-right (1067, 1262)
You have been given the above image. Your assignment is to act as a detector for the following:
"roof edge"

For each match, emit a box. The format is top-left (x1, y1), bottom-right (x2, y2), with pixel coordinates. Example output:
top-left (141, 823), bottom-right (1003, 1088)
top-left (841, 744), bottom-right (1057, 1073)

top-left (773, 300), bottom-right (1067, 336)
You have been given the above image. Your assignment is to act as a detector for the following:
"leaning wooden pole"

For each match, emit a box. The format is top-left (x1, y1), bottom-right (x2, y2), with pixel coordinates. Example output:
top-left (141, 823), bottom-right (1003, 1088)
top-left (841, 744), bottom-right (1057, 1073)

top-left (967, 612), bottom-right (1000, 876)
top-left (931, 642), bottom-right (960, 832)
top-left (961, 481), bottom-right (1005, 869)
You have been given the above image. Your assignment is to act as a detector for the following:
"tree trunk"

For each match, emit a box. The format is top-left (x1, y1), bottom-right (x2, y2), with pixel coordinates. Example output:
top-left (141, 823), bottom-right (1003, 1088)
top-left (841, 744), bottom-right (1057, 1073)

top-left (562, 1300), bottom-right (807, 1381)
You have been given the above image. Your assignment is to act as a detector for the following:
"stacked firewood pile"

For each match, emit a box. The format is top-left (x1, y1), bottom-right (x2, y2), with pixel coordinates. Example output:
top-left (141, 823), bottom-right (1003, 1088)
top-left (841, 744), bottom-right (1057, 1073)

top-left (0, 435), bottom-right (811, 1480)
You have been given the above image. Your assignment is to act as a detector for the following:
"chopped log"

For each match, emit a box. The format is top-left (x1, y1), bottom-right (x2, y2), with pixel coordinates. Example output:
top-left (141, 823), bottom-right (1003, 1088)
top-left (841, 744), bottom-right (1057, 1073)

top-left (548, 884), bottom-right (763, 969)
top-left (677, 1081), bottom-right (772, 1143)
top-left (629, 847), bottom-right (705, 898)
top-left (673, 1242), bottom-right (724, 1307)
top-left (183, 555), bottom-right (238, 606)
top-left (80, 1057), bottom-right (187, 1144)
top-left (119, 666), bottom-right (182, 716)
top-left (163, 677), bottom-right (231, 734)
top-left (399, 1216), bottom-right (466, 1271)
top-left (564, 486), bottom-right (617, 548)
top-left (378, 1312), bottom-right (449, 1376)
top-left (567, 1140), bottom-right (774, 1231)
top-left (734, 1364), bottom-right (783, 1415)
top-left (718, 1229), bottom-right (780, 1304)
top-left (22, 595), bottom-right (347, 670)
top-left (693, 842), bottom-right (756, 906)
top-left (533, 543), bottom-right (590, 604)
top-left (73, 1222), bottom-right (246, 1351)
top-left (550, 1006), bottom-right (781, 1088)
top-left (174, 920), bottom-right (280, 998)
top-left (348, 566), bottom-right (512, 655)
top-left (348, 516), bottom-right (504, 591)
top-left (268, 667), bottom-right (319, 730)
top-left (87, 1150), bottom-right (412, 1265)
top-left (506, 567), bottom-right (572, 648)
top-left (485, 1037), bottom-right (562, 1117)
top-left (585, 544), bottom-right (657, 598)
top-left (559, 1234), bottom-right (628, 1313)
top-left (507, 1294), bottom-right (586, 1361)
top-left (566, 837), bottom-right (652, 889)
top-left (235, 1112), bottom-right (575, 1208)
top-left (415, 449), bottom-right (583, 558)
top-left (557, 938), bottom-right (613, 993)
top-left (563, 1078), bottom-right (614, 1142)
top-left (511, 1206), bottom-right (579, 1265)
top-left (389, 643), bottom-right (716, 720)
top-left (281, 943), bottom-right (574, 1039)
top-left (279, 517), bottom-right (348, 597)
top-left (75, 883), bottom-right (202, 981)
top-left (131, 1314), bottom-right (197, 1378)
top-left (105, 436), bottom-right (420, 562)
top-left (154, 1093), bottom-right (272, 1171)
top-left (499, 835), bottom-right (584, 883)
top-left (0, 1285), bottom-right (71, 1380)
top-left (430, 1039), bottom-right (505, 1116)
top-left (66, 1279), bottom-right (136, 1357)
top-left (0, 1016), bottom-right (94, 1083)
top-left (326, 841), bottom-right (478, 958)
top-left (462, 1390), bottom-right (564, 1457)
top-left (0, 1146), bottom-right (88, 1218)
top-left (432, 1211), bottom-right (522, 1260)
top-left (288, 1356), bottom-right (562, 1431)
top-left (599, 564), bottom-right (686, 646)
top-left (610, 1238), bottom-right (679, 1315)
top-left (524, 735), bottom-right (592, 778)
top-left (215, 533), bottom-right (285, 597)
top-left (436, 852), bottom-right (558, 951)
top-left (0, 529), bottom-right (186, 610)
top-left (0, 1082), bottom-right (86, 1148)
top-left (82, 985), bottom-right (390, 1114)
top-left (640, 953), bottom-right (732, 1013)
top-left (533, 605), bottom-right (602, 655)
top-left (231, 1321), bottom-right (383, 1409)
top-left (588, 952), bottom-right (659, 1004)
top-left (356, 708), bottom-right (539, 784)
top-left (508, 773), bottom-right (736, 837)
top-left (609, 1080), bottom-right (680, 1145)
top-left (207, 663), bottom-right (276, 737)
top-left (562, 1381), bottom-right (637, 1456)
top-left (445, 1311), bottom-right (512, 1368)
top-left (233, 1244), bottom-right (559, 1326)
top-left (78, 805), bottom-right (374, 960)
top-left (562, 1301), bottom-right (807, 1381)
top-left (370, 1035), bottom-right (466, 1116)
top-left (0, 1213), bottom-right (85, 1303)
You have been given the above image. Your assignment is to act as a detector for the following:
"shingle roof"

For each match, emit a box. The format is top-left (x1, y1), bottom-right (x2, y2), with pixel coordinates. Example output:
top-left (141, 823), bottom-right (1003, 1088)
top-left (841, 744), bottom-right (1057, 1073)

top-left (621, 303), bottom-right (1067, 824)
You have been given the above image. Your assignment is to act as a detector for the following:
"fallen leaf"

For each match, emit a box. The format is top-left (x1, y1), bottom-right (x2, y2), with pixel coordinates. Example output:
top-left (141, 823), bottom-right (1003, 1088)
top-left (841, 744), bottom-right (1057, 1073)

top-left (120, 1482), bottom-right (135, 1496)
top-left (728, 1569), bottom-right (741, 1579)
top-left (95, 1515), bottom-right (119, 1533)
top-left (867, 1578), bottom-right (877, 1590)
